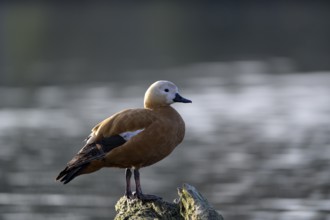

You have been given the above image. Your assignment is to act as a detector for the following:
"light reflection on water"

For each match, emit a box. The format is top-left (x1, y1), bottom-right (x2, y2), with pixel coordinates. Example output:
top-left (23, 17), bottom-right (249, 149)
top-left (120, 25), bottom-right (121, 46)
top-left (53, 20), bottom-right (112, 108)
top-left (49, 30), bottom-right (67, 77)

top-left (1, 70), bottom-right (330, 219)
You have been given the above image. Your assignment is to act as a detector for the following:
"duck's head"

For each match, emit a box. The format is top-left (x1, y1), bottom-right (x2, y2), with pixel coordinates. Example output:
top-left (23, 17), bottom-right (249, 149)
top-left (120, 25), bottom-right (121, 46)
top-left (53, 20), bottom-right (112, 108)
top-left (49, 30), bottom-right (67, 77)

top-left (144, 80), bottom-right (192, 109)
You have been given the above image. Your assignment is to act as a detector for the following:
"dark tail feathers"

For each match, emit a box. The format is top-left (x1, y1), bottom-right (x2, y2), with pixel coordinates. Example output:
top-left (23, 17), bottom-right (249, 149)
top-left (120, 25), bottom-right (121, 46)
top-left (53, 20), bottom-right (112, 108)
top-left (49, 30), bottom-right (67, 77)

top-left (56, 165), bottom-right (87, 184)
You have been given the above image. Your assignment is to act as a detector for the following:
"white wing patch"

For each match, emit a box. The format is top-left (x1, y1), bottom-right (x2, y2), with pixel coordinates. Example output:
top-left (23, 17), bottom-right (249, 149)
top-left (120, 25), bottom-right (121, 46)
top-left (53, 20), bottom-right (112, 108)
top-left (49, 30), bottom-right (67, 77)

top-left (120, 129), bottom-right (144, 141)
top-left (85, 133), bottom-right (96, 145)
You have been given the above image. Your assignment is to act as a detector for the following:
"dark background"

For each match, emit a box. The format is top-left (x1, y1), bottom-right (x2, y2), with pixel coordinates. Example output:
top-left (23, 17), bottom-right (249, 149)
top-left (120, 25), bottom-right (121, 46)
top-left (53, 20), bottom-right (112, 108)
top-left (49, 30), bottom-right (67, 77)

top-left (1, 2), bottom-right (330, 220)
top-left (2, 1), bottom-right (330, 86)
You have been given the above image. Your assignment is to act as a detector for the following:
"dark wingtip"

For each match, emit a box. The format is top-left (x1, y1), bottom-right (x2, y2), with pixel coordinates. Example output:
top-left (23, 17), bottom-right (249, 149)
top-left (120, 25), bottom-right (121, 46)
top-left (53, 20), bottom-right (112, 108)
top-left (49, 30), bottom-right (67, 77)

top-left (62, 178), bottom-right (71, 184)
top-left (56, 166), bottom-right (81, 184)
top-left (56, 167), bottom-right (68, 181)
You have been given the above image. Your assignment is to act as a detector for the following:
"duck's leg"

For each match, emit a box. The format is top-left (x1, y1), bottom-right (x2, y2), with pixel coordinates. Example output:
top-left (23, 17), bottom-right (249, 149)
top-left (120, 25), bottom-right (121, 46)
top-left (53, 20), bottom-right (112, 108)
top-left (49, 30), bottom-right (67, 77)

top-left (133, 168), bottom-right (161, 201)
top-left (125, 168), bottom-right (133, 199)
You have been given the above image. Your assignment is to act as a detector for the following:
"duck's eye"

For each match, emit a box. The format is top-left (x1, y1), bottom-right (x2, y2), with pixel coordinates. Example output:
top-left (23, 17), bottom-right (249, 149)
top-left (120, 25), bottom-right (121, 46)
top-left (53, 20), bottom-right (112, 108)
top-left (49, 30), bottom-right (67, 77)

top-left (164, 89), bottom-right (169, 92)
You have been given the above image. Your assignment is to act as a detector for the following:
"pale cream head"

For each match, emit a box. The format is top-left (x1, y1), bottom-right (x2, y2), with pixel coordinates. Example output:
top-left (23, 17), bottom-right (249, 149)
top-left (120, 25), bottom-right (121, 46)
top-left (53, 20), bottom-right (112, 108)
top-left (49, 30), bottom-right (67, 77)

top-left (144, 80), bottom-right (191, 109)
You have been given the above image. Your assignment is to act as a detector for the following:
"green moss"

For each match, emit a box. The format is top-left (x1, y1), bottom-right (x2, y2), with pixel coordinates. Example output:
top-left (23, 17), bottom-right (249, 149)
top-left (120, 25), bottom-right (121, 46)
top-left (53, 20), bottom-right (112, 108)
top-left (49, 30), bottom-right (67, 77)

top-left (115, 196), bottom-right (182, 220)
top-left (178, 184), bottom-right (223, 220)
top-left (114, 184), bottom-right (223, 220)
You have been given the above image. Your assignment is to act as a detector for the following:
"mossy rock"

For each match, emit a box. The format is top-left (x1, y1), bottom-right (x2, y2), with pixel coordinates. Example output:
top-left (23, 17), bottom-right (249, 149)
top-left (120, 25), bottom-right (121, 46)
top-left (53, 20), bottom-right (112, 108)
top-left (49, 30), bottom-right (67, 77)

top-left (115, 196), bottom-right (182, 220)
top-left (114, 183), bottom-right (223, 220)
top-left (178, 183), bottom-right (223, 220)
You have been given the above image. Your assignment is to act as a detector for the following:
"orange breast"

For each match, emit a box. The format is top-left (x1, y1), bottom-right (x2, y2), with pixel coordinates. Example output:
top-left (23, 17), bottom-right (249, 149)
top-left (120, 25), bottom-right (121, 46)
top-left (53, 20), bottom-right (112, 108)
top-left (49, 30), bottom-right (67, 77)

top-left (104, 106), bottom-right (185, 168)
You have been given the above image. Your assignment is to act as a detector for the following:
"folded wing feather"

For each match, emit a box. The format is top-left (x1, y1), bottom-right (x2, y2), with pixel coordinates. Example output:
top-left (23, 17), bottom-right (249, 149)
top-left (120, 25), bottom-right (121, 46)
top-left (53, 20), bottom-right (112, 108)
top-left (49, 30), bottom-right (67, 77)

top-left (56, 108), bottom-right (156, 184)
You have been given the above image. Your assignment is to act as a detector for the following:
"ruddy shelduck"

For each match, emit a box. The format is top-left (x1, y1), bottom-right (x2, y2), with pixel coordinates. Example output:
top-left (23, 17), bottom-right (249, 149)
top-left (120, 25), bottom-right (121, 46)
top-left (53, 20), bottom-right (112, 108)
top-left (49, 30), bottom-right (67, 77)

top-left (56, 80), bottom-right (191, 200)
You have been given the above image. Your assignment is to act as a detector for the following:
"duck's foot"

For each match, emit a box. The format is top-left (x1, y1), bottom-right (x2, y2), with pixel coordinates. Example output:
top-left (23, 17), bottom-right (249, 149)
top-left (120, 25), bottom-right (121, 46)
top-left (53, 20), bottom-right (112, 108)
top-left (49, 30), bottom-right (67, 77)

top-left (125, 191), bottom-right (133, 199)
top-left (132, 191), bottom-right (162, 201)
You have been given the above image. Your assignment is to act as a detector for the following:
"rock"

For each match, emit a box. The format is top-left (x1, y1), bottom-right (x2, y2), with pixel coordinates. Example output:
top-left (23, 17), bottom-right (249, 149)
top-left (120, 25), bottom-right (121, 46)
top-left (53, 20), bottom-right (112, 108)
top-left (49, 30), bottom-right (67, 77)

top-left (115, 196), bottom-right (181, 220)
top-left (178, 183), bottom-right (224, 220)
top-left (114, 183), bottom-right (224, 220)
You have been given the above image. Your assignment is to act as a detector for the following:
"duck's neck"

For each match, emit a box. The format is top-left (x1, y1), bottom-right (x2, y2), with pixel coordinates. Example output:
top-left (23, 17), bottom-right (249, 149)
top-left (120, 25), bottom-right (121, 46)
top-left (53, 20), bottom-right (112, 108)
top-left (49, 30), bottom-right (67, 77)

top-left (145, 104), bottom-right (174, 112)
top-left (144, 101), bottom-right (168, 109)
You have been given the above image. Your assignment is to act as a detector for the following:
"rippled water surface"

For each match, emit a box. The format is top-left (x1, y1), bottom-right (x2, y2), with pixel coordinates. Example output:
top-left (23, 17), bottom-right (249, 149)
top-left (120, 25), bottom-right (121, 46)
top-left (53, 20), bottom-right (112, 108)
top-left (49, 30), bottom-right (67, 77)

top-left (1, 69), bottom-right (330, 220)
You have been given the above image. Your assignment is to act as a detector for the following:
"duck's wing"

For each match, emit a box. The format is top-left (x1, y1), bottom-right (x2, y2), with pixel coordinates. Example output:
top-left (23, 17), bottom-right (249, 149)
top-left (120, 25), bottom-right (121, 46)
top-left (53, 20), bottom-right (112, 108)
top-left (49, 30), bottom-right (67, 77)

top-left (56, 108), bottom-right (155, 184)
top-left (91, 108), bottom-right (155, 139)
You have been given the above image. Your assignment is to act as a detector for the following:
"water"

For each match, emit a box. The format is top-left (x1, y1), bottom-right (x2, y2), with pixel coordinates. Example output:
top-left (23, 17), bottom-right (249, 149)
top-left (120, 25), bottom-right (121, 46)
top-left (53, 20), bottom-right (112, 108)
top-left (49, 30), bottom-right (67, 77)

top-left (1, 66), bottom-right (330, 219)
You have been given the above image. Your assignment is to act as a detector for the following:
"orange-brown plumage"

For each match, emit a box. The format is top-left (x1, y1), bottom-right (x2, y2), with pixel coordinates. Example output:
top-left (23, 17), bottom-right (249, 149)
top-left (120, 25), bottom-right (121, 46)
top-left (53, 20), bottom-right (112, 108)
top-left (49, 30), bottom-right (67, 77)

top-left (56, 80), bottom-right (191, 200)
top-left (102, 106), bottom-right (185, 168)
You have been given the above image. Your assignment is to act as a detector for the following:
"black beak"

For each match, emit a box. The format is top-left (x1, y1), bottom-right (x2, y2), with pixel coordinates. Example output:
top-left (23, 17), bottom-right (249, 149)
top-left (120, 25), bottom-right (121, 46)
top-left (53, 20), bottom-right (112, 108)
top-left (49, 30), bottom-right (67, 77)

top-left (173, 93), bottom-right (192, 103)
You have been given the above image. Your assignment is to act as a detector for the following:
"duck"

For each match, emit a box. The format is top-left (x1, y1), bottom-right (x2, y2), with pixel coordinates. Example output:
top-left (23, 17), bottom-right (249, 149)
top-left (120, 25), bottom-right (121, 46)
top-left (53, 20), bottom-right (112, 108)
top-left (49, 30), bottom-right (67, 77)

top-left (56, 80), bottom-right (191, 200)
